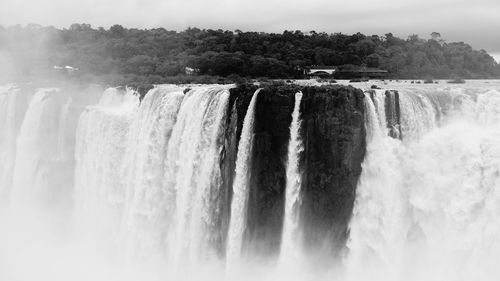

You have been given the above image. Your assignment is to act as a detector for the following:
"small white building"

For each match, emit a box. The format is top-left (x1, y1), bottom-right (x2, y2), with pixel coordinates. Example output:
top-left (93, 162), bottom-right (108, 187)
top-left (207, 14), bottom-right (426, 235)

top-left (185, 66), bottom-right (200, 76)
top-left (305, 66), bottom-right (337, 77)
top-left (53, 65), bottom-right (79, 73)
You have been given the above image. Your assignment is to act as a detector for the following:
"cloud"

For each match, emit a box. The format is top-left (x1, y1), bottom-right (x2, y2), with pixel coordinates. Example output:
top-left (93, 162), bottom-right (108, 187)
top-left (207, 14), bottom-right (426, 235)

top-left (0, 0), bottom-right (499, 53)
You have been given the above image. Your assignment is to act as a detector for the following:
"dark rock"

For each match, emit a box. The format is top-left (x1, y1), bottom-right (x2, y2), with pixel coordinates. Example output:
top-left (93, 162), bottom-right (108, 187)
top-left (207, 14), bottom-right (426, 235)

top-left (227, 84), bottom-right (366, 262)
top-left (217, 101), bottom-right (240, 258)
top-left (246, 84), bottom-right (298, 258)
top-left (385, 90), bottom-right (402, 139)
top-left (299, 85), bottom-right (365, 261)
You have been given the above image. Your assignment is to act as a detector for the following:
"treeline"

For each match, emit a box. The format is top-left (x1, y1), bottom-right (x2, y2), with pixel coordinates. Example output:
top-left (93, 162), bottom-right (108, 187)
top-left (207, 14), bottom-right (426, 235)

top-left (1, 24), bottom-right (499, 85)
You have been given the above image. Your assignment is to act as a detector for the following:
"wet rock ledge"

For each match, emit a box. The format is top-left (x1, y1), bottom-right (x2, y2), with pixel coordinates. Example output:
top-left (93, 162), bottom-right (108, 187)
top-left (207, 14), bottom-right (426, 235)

top-left (225, 83), bottom-right (366, 259)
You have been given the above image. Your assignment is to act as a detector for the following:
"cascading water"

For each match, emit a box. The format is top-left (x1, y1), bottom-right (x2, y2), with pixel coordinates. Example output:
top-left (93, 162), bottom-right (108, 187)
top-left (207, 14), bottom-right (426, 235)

top-left (74, 87), bottom-right (139, 245)
top-left (4, 81), bottom-right (500, 281)
top-left (346, 91), bottom-right (408, 281)
top-left (121, 85), bottom-right (185, 260)
top-left (164, 86), bottom-right (230, 267)
top-left (10, 88), bottom-right (71, 207)
top-left (55, 97), bottom-right (73, 161)
top-left (398, 90), bottom-right (438, 140)
top-left (226, 89), bottom-right (260, 269)
top-left (347, 87), bottom-right (500, 281)
top-left (279, 91), bottom-right (304, 267)
top-left (0, 85), bottom-right (22, 199)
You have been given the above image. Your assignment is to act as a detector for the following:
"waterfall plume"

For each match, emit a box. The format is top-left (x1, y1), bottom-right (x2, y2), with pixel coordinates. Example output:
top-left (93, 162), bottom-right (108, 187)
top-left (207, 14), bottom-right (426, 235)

top-left (226, 89), bottom-right (260, 269)
top-left (279, 91), bottom-right (304, 267)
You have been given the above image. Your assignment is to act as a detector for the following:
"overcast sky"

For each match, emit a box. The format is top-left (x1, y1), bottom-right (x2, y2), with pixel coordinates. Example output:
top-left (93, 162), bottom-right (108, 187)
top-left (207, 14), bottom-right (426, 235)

top-left (1, 0), bottom-right (499, 61)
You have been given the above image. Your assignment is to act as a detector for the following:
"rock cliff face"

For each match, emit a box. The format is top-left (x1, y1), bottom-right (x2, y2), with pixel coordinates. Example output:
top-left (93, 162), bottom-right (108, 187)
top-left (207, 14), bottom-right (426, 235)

top-left (216, 102), bottom-right (239, 258)
top-left (299, 86), bottom-right (365, 260)
top-left (368, 89), bottom-right (402, 139)
top-left (225, 83), bottom-right (366, 259)
top-left (245, 85), bottom-right (296, 257)
top-left (384, 90), bottom-right (402, 139)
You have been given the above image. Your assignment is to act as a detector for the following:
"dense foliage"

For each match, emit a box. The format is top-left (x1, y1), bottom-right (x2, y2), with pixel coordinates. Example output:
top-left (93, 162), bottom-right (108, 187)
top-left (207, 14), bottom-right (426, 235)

top-left (1, 24), bottom-right (499, 85)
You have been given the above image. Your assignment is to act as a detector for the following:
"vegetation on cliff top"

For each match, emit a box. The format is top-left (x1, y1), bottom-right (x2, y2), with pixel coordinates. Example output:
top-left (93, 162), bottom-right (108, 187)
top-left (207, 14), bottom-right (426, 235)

top-left (1, 24), bottom-right (499, 86)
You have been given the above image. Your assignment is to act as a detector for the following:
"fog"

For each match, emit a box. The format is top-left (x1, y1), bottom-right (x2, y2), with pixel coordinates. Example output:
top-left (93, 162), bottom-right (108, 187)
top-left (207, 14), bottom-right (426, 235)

top-left (0, 84), bottom-right (340, 281)
top-left (3, 77), bottom-right (500, 281)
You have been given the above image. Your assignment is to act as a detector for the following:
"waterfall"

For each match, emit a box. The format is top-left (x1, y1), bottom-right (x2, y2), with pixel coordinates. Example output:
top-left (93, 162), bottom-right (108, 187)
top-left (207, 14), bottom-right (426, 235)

top-left (121, 85), bottom-right (185, 260)
top-left (279, 91), bottom-right (304, 266)
top-left (399, 90), bottom-right (437, 140)
top-left (226, 89), bottom-right (260, 268)
top-left (5, 81), bottom-right (500, 281)
top-left (0, 85), bottom-right (21, 199)
top-left (10, 88), bottom-right (69, 207)
top-left (347, 88), bottom-right (500, 281)
top-left (384, 90), bottom-right (401, 138)
top-left (74, 87), bottom-right (139, 243)
top-left (371, 89), bottom-right (388, 135)
top-left (346, 93), bottom-right (408, 281)
top-left (165, 86), bottom-right (230, 266)
top-left (55, 98), bottom-right (73, 161)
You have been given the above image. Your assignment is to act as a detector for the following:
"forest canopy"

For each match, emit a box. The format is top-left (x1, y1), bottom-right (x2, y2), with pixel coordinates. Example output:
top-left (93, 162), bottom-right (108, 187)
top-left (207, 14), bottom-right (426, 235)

top-left (1, 24), bottom-right (499, 86)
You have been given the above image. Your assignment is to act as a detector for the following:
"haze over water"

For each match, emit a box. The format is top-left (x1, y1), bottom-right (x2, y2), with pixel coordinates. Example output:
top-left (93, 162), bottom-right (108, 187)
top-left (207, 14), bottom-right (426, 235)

top-left (1, 80), bottom-right (500, 281)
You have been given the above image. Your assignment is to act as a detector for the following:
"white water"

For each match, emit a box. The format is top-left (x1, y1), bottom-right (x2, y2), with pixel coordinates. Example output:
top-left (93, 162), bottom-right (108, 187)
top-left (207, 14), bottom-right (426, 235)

top-left (55, 97), bottom-right (72, 161)
top-left (10, 88), bottom-right (71, 207)
top-left (165, 87), bottom-right (230, 267)
top-left (74, 85), bottom-right (235, 276)
top-left (226, 89), bottom-right (260, 269)
top-left (74, 87), bottom-right (139, 246)
top-left (347, 87), bottom-right (500, 281)
top-left (121, 85), bottom-right (184, 260)
top-left (279, 91), bottom-right (304, 267)
top-left (0, 84), bottom-right (247, 281)
top-left (0, 85), bottom-right (21, 199)
top-left (4, 82), bottom-right (500, 281)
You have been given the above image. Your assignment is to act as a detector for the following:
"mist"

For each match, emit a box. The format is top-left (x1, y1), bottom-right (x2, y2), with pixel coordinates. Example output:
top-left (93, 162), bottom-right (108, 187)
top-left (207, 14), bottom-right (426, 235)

top-left (4, 80), bottom-right (500, 281)
top-left (1, 1), bottom-right (500, 280)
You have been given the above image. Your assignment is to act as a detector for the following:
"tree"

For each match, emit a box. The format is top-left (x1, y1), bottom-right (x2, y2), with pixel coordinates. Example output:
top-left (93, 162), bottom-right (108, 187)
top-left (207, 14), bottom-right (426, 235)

top-left (431, 32), bottom-right (441, 40)
top-left (430, 32), bottom-right (445, 45)
top-left (366, 53), bottom-right (381, 67)
top-left (109, 24), bottom-right (125, 38)
top-left (1, 24), bottom-right (498, 84)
